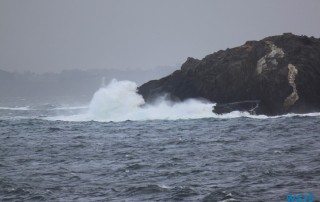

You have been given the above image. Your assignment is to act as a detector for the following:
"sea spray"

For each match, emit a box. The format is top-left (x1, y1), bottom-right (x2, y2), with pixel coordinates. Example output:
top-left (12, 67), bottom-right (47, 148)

top-left (48, 79), bottom-right (214, 122)
top-left (88, 79), bottom-right (145, 120)
top-left (86, 79), bottom-right (215, 122)
top-left (45, 79), bottom-right (320, 122)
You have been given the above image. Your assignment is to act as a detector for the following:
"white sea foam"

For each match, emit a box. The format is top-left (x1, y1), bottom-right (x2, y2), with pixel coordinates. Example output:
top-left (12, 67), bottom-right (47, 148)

top-left (0, 106), bottom-right (30, 110)
top-left (52, 106), bottom-right (89, 110)
top-left (46, 79), bottom-right (320, 122)
top-left (0, 105), bottom-right (88, 111)
top-left (48, 79), bottom-right (215, 122)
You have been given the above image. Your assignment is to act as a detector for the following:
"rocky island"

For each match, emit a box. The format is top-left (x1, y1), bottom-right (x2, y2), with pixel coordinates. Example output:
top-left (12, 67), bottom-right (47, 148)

top-left (138, 33), bottom-right (320, 115)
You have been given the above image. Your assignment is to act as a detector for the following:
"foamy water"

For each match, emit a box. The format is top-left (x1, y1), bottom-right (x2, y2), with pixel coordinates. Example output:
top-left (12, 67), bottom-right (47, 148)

top-left (1, 79), bottom-right (319, 122)
top-left (42, 79), bottom-right (320, 122)
top-left (48, 79), bottom-right (215, 122)
top-left (0, 106), bottom-right (31, 110)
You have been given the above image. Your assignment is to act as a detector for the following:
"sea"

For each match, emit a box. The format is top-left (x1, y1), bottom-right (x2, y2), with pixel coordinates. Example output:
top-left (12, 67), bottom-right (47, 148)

top-left (1, 79), bottom-right (320, 202)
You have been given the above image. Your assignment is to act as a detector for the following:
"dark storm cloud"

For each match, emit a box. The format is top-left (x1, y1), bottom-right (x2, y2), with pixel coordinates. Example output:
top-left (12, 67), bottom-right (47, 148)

top-left (0, 0), bottom-right (319, 73)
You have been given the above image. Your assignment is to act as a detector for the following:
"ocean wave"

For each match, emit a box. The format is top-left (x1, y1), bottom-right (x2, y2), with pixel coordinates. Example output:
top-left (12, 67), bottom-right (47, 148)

top-left (0, 106), bottom-right (31, 111)
top-left (44, 79), bottom-right (320, 123)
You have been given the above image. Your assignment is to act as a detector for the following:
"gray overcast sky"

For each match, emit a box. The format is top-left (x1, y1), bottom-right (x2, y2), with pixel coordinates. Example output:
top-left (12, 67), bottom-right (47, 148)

top-left (1, 0), bottom-right (320, 73)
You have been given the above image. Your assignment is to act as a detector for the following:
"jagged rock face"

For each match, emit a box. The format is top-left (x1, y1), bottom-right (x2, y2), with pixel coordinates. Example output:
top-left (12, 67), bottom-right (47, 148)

top-left (138, 33), bottom-right (320, 115)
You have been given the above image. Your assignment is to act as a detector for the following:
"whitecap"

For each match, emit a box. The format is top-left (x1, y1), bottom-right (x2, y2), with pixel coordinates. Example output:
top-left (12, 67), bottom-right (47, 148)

top-left (45, 79), bottom-right (320, 122)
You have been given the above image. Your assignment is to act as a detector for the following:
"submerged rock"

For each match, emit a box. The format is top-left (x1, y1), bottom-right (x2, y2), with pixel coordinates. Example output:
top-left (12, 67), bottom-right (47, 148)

top-left (138, 33), bottom-right (320, 115)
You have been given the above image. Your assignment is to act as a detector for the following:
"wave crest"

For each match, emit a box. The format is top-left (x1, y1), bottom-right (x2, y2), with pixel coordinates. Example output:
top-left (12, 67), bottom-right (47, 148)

top-left (49, 79), bottom-right (214, 122)
top-left (46, 79), bottom-right (320, 122)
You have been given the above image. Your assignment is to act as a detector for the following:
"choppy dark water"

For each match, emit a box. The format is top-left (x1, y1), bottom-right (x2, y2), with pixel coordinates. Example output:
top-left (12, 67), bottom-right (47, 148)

top-left (1, 106), bottom-right (320, 201)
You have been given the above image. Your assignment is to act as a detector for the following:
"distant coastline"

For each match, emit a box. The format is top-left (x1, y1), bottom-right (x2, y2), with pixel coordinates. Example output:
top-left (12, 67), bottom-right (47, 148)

top-left (0, 66), bottom-right (177, 98)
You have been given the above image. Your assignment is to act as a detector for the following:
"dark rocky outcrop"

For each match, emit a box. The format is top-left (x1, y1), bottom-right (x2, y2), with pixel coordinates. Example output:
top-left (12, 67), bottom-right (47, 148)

top-left (138, 33), bottom-right (320, 115)
top-left (213, 100), bottom-right (260, 115)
